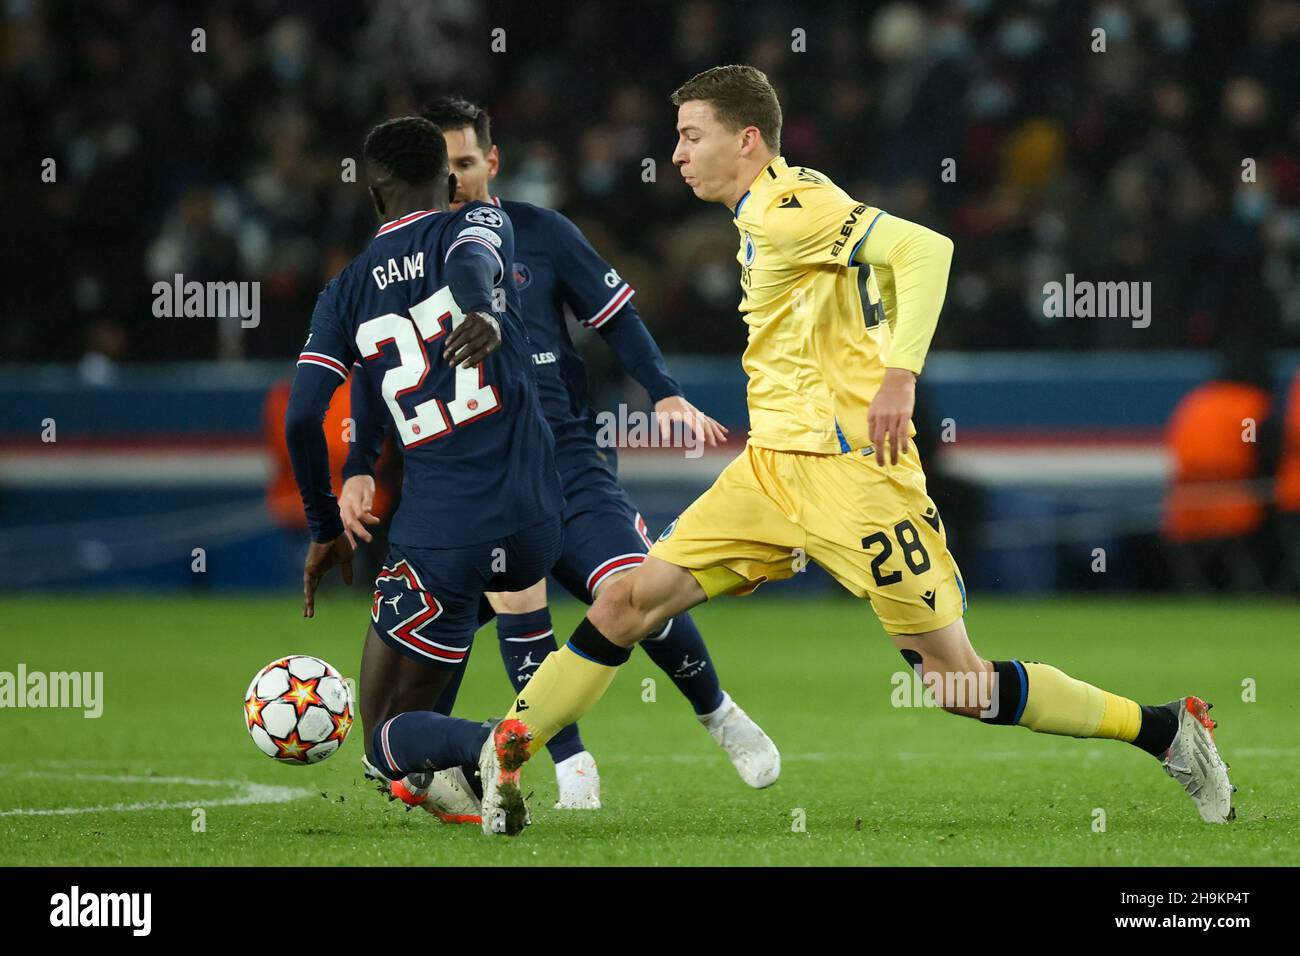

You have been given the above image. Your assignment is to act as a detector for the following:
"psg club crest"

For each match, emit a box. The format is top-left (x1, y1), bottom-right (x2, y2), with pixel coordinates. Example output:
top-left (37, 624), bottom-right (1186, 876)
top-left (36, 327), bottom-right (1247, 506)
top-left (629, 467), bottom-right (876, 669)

top-left (513, 262), bottom-right (532, 290)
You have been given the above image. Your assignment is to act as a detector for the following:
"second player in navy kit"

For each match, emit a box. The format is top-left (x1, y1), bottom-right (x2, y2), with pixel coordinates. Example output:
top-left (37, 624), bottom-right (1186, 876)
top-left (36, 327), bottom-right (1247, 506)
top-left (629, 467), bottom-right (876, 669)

top-left (339, 97), bottom-right (781, 812)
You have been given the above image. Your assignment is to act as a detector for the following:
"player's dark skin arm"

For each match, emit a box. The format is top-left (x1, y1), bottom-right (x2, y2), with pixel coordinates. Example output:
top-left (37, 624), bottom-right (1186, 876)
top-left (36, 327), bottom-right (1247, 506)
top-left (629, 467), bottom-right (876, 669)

top-left (303, 537), bottom-right (353, 618)
top-left (443, 310), bottom-right (500, 368)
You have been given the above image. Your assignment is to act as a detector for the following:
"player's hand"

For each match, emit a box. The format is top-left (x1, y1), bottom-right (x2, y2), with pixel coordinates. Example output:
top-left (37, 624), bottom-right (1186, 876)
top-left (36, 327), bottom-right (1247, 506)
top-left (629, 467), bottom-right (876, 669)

top-left (654, 395), bottom-right (729, 448)
top-left (444, 311), bottom-right (501, 369)
top-left (339, 475), bottom-right (381, 549)
top-left (868, 367), bottom-right (916, 466)
top-left (302, 535), bottom-right (354, 619)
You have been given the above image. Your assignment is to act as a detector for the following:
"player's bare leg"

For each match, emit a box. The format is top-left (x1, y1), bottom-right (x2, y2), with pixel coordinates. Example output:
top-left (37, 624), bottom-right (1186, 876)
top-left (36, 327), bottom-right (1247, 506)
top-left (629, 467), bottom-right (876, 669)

top-left (891, 617), bottom-right (1235, 822)
top-left (485, 581), bottom-right (547, 613)
top-left (588, 556), bottom-right (706, 645)
top-left (486, 581), bottom-right (603, 810)
top-left (889, 618), bottom-right (993, 718)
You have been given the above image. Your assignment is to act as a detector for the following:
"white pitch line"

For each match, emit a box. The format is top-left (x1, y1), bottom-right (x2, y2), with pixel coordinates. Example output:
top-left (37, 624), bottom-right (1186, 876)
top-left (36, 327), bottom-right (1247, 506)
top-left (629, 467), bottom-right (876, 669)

top-left (7, 770), bottom-right (266, 787)
top-left (0, 772), bottom-right (314, 817)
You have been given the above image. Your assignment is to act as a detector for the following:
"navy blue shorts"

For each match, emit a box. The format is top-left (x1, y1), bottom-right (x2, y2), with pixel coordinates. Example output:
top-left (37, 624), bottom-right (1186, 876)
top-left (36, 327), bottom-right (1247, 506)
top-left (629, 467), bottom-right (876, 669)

top-left (372, 516), bottom-right (563, 667)
top-left (551, 454), bottom-right (654, 603)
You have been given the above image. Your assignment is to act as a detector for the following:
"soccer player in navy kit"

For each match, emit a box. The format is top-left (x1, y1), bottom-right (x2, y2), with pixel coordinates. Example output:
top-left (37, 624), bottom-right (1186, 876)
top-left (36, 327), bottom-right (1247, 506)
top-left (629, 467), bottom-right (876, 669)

top-left (285, 117), bottom-right (561, 834)
top-left (339, 98), bottom-right (780, 811)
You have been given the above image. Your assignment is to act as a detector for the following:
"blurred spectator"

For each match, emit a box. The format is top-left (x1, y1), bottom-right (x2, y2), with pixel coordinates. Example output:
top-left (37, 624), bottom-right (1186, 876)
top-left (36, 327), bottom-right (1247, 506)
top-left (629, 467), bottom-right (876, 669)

top-left (1274, 366), bottom-right (1300, 589)
top-left (1161, 339), bottom-right (1279, 591)
top-left (77, 318), bottom-right (128, 387)
top-left (4, 0), bottom-right (1300, 363)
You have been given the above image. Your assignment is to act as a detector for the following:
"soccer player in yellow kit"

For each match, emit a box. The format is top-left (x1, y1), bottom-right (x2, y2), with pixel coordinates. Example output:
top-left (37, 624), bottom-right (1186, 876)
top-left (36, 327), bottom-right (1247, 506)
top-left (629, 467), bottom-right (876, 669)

top-left (475, 65), bottom-right (1234, 836)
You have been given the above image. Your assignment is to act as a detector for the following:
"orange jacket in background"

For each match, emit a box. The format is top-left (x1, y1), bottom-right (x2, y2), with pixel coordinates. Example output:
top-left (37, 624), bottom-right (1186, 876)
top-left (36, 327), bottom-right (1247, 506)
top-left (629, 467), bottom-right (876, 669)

top-left (1275, 371), bottom-right (1300, 514)
top-left (1162, 381), bottom-right (1271, 542)
top-left (263, 378), bottom-right (395, 530)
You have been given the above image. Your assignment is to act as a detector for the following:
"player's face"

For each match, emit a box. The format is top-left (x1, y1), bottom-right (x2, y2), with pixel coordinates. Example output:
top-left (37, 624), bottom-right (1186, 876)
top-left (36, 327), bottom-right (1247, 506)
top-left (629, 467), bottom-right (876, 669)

top-left (444, 127), bottom-right (498, 210)
top-left (673, 101), bottom-right (744, 204)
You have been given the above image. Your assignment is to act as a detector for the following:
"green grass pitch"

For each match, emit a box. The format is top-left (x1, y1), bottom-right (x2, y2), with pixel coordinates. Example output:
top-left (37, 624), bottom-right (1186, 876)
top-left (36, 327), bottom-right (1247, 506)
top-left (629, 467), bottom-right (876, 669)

top-left (1, 594), bottom-right (1296, 866)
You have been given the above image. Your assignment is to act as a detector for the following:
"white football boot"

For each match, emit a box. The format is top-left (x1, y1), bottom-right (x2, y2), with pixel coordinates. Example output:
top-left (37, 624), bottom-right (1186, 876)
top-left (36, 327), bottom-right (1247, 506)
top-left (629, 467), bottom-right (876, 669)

top-left (361, 756), bottom-right (482, 825)
top-left (478, 718), bottom-right (533, 836)
top-left (698, 691), bottom-right (780, 789)
top-left (553, 751), bottom-right (602, 809)
top-left (1160, 696), bottom-right (1236, 823)
top-left (361, 755), bottom-right (396, 794)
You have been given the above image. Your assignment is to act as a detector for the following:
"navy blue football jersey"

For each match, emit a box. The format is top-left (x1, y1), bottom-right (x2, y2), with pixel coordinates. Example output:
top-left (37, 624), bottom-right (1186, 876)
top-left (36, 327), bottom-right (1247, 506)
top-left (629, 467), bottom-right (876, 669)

top-left (299, 202), bottom-right (562, 549)
top-left (492, 199), bottom-right (634, 450)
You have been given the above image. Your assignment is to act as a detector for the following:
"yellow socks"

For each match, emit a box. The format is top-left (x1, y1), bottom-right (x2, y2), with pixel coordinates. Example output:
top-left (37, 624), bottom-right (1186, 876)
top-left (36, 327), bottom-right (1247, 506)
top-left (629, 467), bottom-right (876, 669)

top-left (505, 619), bottom-right (631, 755)
top-left (1017, 661), bottom-right (1142, 740)
top-left (981, 659), bottom-right (1177, 756)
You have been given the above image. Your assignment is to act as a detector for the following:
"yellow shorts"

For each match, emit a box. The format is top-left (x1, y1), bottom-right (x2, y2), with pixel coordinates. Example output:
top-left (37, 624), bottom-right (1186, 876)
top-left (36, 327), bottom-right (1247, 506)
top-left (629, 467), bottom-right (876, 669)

top-left (648, 443), bottom-right (967, 635)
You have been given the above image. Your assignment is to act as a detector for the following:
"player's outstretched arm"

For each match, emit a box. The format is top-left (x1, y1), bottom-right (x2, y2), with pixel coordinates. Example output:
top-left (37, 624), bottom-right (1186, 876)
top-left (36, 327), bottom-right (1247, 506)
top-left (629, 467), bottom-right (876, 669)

top-left (598, 303), bottom-right (728, 448)
top-left (652, 394), bottom-right (728, 448)
top-left (284, 361), bottom-right (355, 616)
top-left (546, 209), bottom-right (728, 448)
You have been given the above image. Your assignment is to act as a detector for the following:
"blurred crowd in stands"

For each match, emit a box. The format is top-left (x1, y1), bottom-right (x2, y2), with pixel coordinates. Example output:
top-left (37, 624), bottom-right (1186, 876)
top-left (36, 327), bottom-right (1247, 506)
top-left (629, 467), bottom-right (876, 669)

top-left (5, 0), bottom-right (1300, 369)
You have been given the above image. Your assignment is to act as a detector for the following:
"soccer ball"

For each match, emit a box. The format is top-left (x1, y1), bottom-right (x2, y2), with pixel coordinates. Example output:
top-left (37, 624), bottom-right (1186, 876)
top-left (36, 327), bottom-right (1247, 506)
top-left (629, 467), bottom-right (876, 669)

top-left (243, 655), bottom-right (353, 765)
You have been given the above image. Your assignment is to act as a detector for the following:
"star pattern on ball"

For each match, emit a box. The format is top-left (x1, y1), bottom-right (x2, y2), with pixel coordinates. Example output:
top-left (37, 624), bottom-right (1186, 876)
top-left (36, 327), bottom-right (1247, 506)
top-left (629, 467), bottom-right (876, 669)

top-left (273, 729), bottom-right (311, 763)
top-left (247, 657), bottom-right (351, 767)
top-left (244, 694), bottom-right (266, 729)
top-left (284, 675), bottom-right (323, 717)
top-left (329, 710), bottom-right (353, 741)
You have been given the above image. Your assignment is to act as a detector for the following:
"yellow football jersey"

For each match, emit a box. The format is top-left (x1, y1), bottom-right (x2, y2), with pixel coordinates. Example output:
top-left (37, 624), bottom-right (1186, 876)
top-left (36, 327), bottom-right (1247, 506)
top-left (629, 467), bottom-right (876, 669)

top-left (733, 156), bottom-right (903, 454)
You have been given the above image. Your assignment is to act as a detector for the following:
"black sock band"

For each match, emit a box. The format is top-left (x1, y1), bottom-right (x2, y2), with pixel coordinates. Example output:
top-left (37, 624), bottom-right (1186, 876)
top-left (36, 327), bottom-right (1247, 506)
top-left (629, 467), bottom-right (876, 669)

top-left (569, 617), bottom-right (632, 667)
top-left (980, 660), bottom-right (1026, 725)
top-left (1132, 703), bottom-right (1179, 757)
